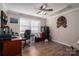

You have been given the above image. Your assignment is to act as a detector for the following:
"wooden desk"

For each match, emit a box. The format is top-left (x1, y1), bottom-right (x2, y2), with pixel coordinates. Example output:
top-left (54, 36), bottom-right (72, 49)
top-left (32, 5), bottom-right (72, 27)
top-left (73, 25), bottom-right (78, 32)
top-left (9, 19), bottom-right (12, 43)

top-left (0, 38), bottom-right (22, 56)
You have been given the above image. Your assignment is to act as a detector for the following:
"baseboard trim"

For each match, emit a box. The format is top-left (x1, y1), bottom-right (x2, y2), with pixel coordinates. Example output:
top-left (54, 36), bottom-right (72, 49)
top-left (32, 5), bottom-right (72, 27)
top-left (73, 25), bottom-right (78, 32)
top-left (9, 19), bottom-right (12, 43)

top-left (52, 40), bottom-right (71, 47)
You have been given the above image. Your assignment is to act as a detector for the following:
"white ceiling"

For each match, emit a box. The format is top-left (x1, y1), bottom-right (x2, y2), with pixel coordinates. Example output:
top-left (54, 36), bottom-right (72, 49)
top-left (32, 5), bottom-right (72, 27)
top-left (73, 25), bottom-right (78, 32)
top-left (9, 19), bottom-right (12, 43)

top-left (4, 3), bottom-right (79, 18)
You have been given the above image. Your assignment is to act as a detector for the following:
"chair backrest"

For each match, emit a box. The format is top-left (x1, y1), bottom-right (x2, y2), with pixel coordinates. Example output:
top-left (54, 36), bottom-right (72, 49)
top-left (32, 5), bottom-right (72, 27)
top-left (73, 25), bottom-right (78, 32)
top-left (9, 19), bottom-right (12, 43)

top-left (24, 30), bottom-right (31, 39)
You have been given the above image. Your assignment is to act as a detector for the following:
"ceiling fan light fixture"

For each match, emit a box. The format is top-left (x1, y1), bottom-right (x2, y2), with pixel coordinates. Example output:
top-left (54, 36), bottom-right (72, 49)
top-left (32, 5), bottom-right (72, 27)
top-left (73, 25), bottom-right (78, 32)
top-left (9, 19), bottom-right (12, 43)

top-left (36, 3), bottom-right (53, 15)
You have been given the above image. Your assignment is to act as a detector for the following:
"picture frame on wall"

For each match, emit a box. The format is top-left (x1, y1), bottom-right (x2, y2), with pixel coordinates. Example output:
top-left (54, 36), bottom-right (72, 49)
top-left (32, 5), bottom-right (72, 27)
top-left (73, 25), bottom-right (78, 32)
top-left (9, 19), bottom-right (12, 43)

top-left (10, 17), bottom-right (18, 24)
top-left (1, 10), bottom-right (8, 27)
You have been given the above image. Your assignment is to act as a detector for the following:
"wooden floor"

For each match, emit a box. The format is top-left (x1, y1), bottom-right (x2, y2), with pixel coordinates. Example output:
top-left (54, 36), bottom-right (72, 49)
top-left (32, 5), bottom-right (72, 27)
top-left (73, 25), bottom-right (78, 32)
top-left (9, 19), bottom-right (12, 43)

top-left (22, 41), bottom-right (78, 56)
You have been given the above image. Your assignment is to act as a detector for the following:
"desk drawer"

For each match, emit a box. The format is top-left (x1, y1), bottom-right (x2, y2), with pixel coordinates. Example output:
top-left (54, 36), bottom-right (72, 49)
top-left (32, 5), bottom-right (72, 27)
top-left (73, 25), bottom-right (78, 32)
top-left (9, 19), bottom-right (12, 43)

top-left (3, 40), bottom-right (21, 56)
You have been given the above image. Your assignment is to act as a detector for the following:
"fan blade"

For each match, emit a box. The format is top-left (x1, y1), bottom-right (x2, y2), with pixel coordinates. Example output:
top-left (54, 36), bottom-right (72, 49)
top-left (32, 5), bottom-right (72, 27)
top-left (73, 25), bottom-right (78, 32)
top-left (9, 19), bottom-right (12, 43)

top-left (43, 3), bottom-right (47, 9)
top-left (40, 3), bottom-right (47, 9)
top-left (45, 9), bottom-right (53, 11)
top-left (36, 8), bottom-right (53, 11)
top-left (40, 5), bottom-right (43, 9)
top-left (50, 5), bottom-right (74, 16)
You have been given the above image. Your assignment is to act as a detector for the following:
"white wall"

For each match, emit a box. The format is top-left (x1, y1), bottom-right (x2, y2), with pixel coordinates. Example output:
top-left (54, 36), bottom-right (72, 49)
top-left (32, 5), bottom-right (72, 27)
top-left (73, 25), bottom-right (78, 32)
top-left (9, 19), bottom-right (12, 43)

top-left (7, 13), bottom-right (20, 34)
top-left (47, 8), bottom-right (79, 50)
top-left (0, 3), bottom-right (7, 13)
top-left (0, 4), bottom-right (3, 10)
top-left (7, 11), bottom-right (46, 34)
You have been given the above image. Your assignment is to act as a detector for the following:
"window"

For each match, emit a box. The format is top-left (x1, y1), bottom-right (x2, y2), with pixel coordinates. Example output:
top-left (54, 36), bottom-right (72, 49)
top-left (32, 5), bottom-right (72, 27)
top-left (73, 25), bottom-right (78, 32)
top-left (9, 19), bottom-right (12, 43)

top-left (20, 18), bottom-right (41, 34)
top-left (31, 20), bottom-right (41, 34)
top-left (20, 18), bottom-right (30, 33)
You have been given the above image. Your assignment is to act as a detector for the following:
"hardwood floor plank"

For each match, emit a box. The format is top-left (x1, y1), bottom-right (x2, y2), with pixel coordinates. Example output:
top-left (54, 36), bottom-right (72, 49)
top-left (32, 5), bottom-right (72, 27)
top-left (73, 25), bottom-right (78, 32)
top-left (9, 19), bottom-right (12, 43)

top-left (22, 41), bottom-right (78, 56)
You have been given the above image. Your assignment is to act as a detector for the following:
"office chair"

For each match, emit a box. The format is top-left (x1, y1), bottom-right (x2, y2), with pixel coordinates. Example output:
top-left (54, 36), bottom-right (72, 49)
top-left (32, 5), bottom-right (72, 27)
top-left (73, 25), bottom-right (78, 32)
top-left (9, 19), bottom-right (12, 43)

top-left (22, 30), bottom-right (31, 48)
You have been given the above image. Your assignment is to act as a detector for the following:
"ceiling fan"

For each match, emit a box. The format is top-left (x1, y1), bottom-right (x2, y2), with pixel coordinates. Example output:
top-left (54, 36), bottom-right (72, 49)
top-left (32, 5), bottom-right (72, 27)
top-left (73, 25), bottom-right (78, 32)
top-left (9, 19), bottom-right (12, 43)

top-left (36, 3), bottom-right (53, 15)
